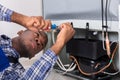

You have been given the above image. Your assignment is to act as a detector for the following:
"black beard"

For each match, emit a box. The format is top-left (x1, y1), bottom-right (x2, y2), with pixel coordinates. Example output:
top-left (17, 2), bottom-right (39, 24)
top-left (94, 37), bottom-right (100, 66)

top-left (19, 42), bottom-right (32, 58)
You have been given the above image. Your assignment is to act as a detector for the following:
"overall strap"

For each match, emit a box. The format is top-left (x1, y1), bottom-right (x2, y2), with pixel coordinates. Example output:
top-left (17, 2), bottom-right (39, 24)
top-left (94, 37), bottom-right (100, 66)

top-left (0, 47), bottom-right (10, 72)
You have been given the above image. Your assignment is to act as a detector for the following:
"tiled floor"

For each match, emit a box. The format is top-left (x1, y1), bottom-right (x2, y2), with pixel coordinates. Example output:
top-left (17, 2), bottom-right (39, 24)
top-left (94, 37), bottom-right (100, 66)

top-left (46, 69), bottom-right (120, 80)
top-left (46, 70), bottom-right (82, 80)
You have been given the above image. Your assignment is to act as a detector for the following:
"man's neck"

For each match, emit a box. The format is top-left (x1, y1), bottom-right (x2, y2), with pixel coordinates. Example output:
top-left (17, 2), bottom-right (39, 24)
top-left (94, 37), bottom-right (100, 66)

top-left (12, 37), bottom-right (22, 57)
top-left (12, 37), bottom-right (29, 58)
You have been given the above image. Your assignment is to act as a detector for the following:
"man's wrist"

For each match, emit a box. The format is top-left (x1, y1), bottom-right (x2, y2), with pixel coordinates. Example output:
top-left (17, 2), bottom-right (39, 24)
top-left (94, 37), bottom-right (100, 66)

top-left (50, 41), bottom-right (65, 55)
top-left (11, 12), bottom-right (29, 27)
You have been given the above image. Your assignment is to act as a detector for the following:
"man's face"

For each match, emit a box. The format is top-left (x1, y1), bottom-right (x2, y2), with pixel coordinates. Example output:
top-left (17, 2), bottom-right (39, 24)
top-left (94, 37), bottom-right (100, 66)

top-left (18, 30), bottom-right (48, 59)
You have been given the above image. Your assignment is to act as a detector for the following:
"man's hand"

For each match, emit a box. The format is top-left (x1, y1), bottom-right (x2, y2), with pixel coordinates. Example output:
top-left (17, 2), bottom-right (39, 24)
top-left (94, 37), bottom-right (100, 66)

top-left (50, 22), bottom-right (75, 55)
top-left (11, 12), bottom-right (51, 32)
top-left (56, 22), bottom-right (75, 44)
top-left (27, 16), bottom-right (51, 32)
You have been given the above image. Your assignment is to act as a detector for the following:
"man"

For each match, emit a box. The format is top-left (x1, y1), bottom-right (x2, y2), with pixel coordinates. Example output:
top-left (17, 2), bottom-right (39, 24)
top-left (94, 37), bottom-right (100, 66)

top-left (0, 4), bottom-right (75, 80)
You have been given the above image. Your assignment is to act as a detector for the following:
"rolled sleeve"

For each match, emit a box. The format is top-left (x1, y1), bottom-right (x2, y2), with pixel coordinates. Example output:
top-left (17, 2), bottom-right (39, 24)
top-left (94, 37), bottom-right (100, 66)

top-left (0, 4), bottom-right (13, 22)
top-left (42, 49), bottom-right (58, 65)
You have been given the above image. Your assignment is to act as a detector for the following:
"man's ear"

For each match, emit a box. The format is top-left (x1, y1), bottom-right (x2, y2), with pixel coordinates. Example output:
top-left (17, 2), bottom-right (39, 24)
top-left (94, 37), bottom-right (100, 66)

top-left (17, 30), bottom-right (24, 35)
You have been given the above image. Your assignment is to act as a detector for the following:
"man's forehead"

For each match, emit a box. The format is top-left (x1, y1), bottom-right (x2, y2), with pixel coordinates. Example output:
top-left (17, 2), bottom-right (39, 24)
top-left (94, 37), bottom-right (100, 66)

top-left (25, 30), bottom-right (47, 39)
top-left (35, 31), bottom-right (44, 37)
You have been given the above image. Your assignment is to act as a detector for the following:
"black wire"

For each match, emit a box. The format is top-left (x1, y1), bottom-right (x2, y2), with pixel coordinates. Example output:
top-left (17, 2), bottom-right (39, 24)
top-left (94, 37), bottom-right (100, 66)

top-left (105, 0), bottom-right (108, 27)
top-left (101, 0), bottom-right (104, 28)
top-left (105, 0), bottom-right (108, 32)
top-left (101, 0), bottom-right (108, 32)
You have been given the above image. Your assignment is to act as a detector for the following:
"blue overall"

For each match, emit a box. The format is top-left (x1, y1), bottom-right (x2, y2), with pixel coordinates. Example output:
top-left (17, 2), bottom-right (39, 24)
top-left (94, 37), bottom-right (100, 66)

top-left (0, 47), bottom-right (10, 72)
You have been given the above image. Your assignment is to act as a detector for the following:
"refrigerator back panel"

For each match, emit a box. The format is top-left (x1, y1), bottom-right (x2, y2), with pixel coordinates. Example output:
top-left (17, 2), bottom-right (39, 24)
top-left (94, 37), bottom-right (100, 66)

top-left (43, 0), bottom-right (119, 21)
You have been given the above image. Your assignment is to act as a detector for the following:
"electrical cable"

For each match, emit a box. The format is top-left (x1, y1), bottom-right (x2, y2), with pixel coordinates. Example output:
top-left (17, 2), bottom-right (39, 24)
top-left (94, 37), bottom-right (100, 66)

top-left (102, 28), bottom-right (106, 50)
top-left (51, 30), bottom-right (76, 73)
top-left (105, 0), bottom-right (108, 29)
top-left (56, 56), bottom-right (76, 72)
top-left (103, 41), bottom-right (120, 76)
top-left (102, 71), bottom-right (120, 76)
top-left (101, 0), bottom-right (111, 57)
top-left (69, 43), bottom-right (118, 76)
top-left (106, 32), bottom-right (111, 57)
top-left (101, 0), bottom-right (104, 27)
top-left (101, 0), bottom-right (107, 50)
top-left (104, 0), bottom-right (111, 57)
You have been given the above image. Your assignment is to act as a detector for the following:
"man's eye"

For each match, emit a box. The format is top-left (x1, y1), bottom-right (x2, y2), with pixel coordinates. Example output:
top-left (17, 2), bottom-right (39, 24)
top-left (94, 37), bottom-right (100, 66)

top-left (34, 32), bottom-right (39, 37)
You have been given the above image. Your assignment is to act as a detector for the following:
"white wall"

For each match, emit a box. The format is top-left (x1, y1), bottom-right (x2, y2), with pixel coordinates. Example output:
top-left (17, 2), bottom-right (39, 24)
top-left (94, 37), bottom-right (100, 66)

top-left (0, 0), bottom-right (43, 69)
top-left (0, 0), bottom-right (42, 38)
